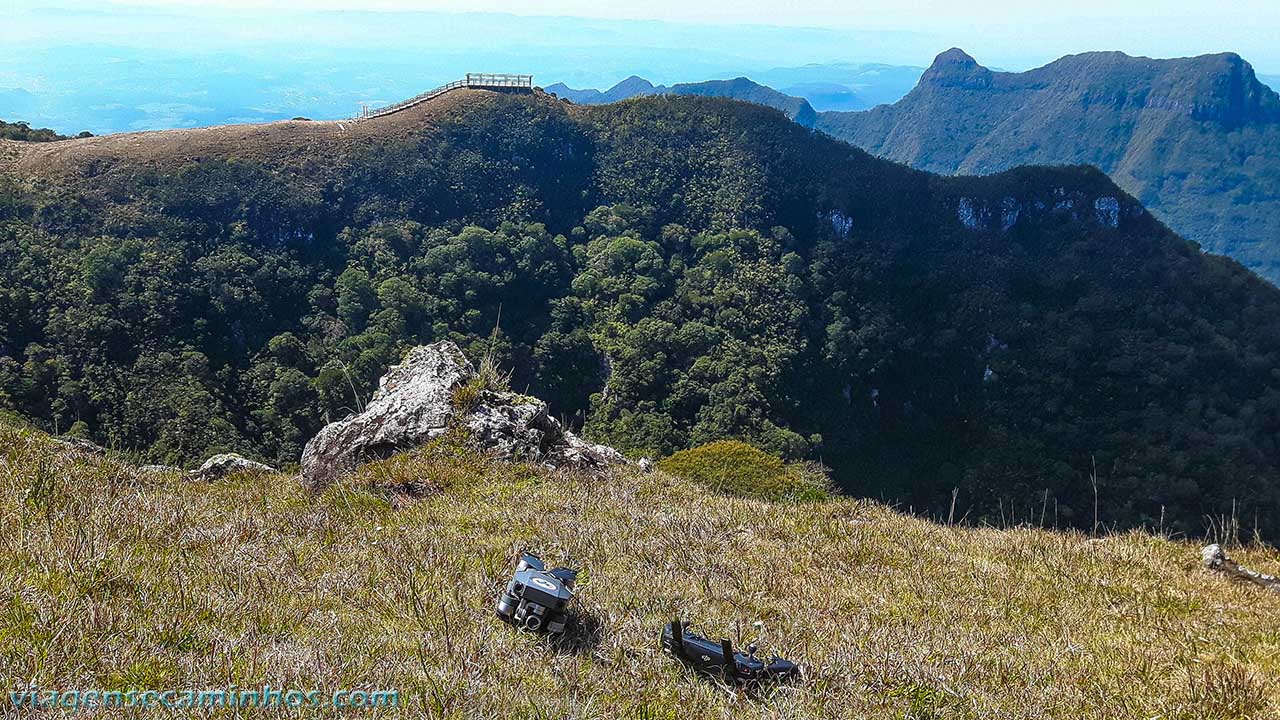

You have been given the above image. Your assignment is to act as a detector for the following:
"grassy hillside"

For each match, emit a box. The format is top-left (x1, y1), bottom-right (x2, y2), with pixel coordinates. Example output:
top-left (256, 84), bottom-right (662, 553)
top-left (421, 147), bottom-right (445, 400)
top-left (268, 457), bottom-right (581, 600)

top-left (817, 49), bottom-right (1280, 283)
top-left (6, 90), bottom-right (1280, 539)
top-left (2, 422), bottom-right (1279, 718)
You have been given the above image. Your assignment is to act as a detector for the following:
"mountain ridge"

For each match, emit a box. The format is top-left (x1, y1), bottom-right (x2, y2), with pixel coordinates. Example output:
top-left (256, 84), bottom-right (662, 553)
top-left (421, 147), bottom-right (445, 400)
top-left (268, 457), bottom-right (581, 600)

top-left (547, 76), bottom-right (818, 127)
top-left (817, 48), bottom-right (1280, 281)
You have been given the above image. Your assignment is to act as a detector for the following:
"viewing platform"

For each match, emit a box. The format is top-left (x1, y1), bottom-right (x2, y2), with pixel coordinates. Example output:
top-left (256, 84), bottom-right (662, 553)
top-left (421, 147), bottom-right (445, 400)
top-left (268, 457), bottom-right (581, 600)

top-left (356, 73), bottom-right (534, 121)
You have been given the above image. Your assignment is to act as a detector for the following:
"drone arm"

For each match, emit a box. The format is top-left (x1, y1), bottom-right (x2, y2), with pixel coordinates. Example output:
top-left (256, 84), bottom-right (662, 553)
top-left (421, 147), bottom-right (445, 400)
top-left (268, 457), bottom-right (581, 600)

top-left (518, 554), bottom-right (545, 571)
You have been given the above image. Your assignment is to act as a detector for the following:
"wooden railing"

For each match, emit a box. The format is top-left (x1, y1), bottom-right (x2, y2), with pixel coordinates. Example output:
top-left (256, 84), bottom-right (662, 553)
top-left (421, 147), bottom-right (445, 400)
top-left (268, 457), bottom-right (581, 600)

top-left (464, 73), bottom-right (533, 88)
top-left (356, 74), bottom-right (534, 121)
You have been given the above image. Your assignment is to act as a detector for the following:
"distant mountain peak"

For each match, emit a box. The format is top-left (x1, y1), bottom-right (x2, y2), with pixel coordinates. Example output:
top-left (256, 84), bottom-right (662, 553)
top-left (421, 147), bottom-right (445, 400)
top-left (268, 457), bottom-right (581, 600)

top-left (816, 48), bottom-right (1280, 283)
top-left (1042, 50), bottom-right (1280, 126)
top-left (546, 75), bottom-right (817, 127)
top-left (933, 47), bottom-right (979, 67)
top-left (608, 76), bottom-right (658, 96)
top-left (921, 47), bottom-right (992, 89)
top-left (1192, 53), bottom-right (1278, 125)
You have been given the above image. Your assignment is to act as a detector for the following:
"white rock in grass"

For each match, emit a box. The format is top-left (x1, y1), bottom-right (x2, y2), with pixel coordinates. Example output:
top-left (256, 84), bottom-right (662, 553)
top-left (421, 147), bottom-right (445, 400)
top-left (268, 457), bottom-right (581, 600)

top-left (189, 453), bottom-right (276, 482)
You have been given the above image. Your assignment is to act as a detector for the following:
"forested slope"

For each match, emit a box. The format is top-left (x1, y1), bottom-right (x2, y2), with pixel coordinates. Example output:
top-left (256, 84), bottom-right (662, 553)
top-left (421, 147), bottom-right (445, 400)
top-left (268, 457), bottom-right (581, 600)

top-left (4, 90), bottom-right (1280, 537)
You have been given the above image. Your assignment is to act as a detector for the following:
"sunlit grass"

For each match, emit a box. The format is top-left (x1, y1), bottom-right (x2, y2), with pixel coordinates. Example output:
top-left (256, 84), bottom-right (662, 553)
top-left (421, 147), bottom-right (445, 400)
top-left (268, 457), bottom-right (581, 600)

top-left (1, 422), bottom-right (1278, 718)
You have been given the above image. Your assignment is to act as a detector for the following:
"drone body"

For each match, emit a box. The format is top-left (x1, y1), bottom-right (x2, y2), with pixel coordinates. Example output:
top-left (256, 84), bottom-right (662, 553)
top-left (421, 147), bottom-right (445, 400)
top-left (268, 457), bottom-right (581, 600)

top-left (495, 554), bottom-right (577, 634)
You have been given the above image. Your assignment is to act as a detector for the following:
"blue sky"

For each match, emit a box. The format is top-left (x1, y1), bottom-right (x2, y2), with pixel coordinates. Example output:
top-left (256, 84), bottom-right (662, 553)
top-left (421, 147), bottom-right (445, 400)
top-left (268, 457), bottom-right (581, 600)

top-left (2, 1), bottom-right (1278, 134)
top-left (63, 0), bottom-right (1280, 72)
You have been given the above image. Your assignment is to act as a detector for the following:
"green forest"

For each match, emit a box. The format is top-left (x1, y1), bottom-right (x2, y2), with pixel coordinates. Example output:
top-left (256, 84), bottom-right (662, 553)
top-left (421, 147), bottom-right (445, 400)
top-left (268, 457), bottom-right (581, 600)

top-left (3, 94), bottom-right (1280, 538)
top-left (0, 120), bottom-right (90, 142)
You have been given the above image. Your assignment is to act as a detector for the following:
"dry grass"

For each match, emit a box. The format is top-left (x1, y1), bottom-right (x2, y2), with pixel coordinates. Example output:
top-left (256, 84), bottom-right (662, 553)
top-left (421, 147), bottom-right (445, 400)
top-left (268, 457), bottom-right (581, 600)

top-left (2, 422), bottom-right (1279, 719)
top-left (0, 88), bottom-right (502, 180)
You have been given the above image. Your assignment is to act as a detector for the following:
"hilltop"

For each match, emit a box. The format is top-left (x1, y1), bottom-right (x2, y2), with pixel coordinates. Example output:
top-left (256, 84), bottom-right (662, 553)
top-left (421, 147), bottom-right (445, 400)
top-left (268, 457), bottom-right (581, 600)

top-left (818, 49), bottom-right (1280, 283)
top-left (1, 418), bottom-right (1277, 718)
top-left (0, 88), bottom-right (487, 176)
top-left (4, 88), bottom-right (1280, 539)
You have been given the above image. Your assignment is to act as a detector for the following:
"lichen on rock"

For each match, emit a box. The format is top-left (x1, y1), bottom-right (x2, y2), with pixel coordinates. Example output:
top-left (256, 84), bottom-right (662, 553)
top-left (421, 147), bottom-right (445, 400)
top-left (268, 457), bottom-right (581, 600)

top-left (299, 341), bottom-right (625, 489)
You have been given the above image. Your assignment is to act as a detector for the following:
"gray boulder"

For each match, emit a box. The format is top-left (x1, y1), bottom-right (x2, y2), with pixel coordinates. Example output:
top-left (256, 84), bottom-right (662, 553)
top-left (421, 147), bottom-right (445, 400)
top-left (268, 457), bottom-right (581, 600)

top-left (51, 436), bottom-right (107, 456)
top-left (189, 453), bottom-right (276, 482)
top-left (299, 341), bottom-right (625, 489)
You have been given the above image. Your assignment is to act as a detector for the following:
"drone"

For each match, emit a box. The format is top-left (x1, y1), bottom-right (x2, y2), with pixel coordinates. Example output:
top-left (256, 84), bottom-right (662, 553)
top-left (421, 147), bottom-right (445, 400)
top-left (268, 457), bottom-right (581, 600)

top-left (494, 553), bottom-right (577, 634)
top-left (494, 554), bottom-right (804, 689)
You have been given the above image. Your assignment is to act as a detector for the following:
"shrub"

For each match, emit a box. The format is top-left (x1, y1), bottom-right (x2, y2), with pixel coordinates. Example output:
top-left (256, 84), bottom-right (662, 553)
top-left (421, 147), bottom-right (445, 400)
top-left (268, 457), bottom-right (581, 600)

top-left (351, 428), bottom-right (487, 498)
top-left (450, 344), bottom-right (513, 415)
top-left (657, 440), bottom-right (829, 501)
top-left (0, 409), bottom-right (31, 430)
top-left (450, 377), bottom-right (486, 414)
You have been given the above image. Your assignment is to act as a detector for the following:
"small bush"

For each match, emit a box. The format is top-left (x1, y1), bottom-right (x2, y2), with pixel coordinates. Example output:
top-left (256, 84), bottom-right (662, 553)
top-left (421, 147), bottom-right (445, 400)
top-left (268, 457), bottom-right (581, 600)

top-left (450, 346), bottom-right (513, 414)
top-left (450, 377), bottom-right (486, 414)
top-left (657, 440), bottom-right (829, 501)
top-left (352, 428), bottom-right (480, 497)
top-left (0, 410), bottom-right (32, 430)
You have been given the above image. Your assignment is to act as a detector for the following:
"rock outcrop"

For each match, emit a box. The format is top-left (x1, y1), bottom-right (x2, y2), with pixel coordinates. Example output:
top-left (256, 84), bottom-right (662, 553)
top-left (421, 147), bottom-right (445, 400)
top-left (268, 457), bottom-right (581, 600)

top-left (299, 342), bottom-right (625, 489)
top-left (51, 436), bottom-right (108, 457)
top-left (1202, 544), bottom-right (1280, 594)
top-left (189, 453), bottom-right (277, 482)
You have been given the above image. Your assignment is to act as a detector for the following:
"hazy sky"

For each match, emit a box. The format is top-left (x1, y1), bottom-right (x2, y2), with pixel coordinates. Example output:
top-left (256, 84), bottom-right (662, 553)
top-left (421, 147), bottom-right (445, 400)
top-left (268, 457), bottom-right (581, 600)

top-left (4, 0), bottom-right (1279, 134)
top-left (86, 0), bottom-right (1280, 72)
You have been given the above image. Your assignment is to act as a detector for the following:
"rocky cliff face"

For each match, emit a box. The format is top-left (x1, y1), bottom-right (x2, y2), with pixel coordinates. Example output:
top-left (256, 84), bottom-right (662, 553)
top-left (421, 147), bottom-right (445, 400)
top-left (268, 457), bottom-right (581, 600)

top-left (1033, 51), bottom-right (1280, 126)
top-left (299, 342), bottom-right (624, 489)
top-left (816, 49), bottom-right (1280, 282)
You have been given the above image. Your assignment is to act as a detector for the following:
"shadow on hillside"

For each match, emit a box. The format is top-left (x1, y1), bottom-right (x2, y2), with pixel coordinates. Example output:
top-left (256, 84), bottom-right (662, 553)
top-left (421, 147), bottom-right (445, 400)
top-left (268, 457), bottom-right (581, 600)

top-left (547, 606), bottom-right (605, 655)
